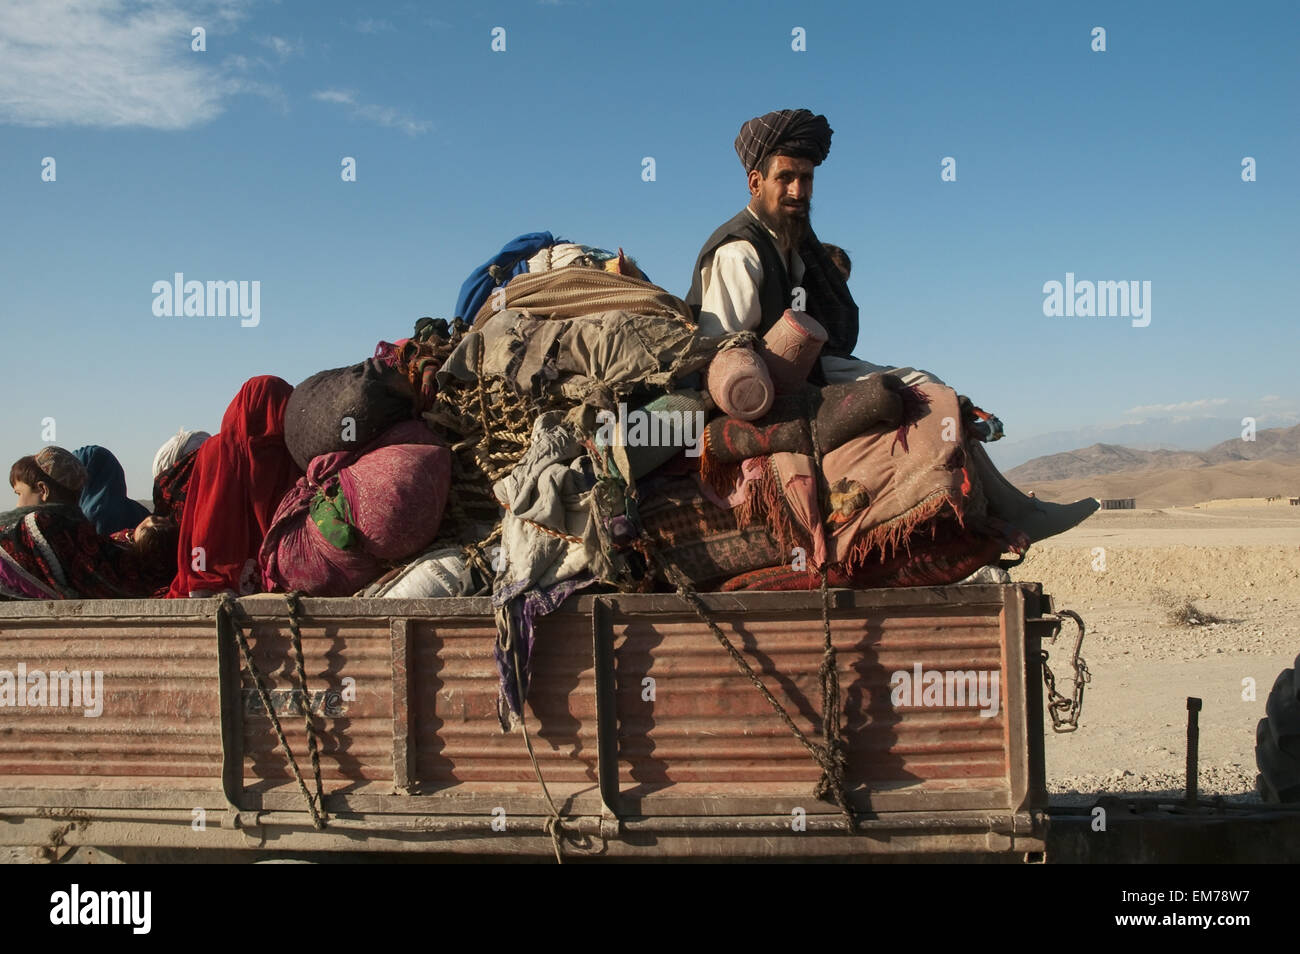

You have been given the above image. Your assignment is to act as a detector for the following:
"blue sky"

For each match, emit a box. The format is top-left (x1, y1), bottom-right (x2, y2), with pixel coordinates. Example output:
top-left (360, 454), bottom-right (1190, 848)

top-left (2, 0), bottom-right (1297, 495)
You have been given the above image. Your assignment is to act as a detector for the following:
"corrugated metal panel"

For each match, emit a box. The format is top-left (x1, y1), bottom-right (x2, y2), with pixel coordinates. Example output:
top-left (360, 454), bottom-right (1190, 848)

top-left (411, 590), bottom-right (1025, 814)
top-left (0, 619), bottom-right (223, 785)
top-left (0, 587), bottom-right (1037, 830)
top-left (237, 617), bottom-right (393, 792)
top-left (413, 618), bottom-right (600, 786)
top-left (608, 608), bottom-right (1008, 797)
top-left (0, 605), bottom-right (393, 796)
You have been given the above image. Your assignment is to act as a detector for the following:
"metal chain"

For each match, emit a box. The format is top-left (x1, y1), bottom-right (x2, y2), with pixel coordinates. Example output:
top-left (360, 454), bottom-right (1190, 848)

top-left (1041, 609), bottom-right (1090, 732)
top-left (654, 553), bottom-right (853, 823)
top-left (815, 565), bottom-right (853, 829)
top-left (809, 407), bottom-right (853, 828)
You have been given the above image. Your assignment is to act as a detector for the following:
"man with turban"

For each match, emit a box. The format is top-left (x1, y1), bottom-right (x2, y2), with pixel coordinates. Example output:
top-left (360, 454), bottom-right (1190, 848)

top-left (685, 110), bottom-right (865, 371)
top-left (684, 108), bottom-right (1098, 543)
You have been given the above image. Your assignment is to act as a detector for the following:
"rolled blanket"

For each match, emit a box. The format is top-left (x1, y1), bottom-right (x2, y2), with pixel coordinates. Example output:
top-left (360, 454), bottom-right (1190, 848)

top-left (471, 267), bottom-right (690, 326)
top-left (701, 374), bottom-right (907, 472)
top-left (702, 395), bottom-right (814, 471)
top-left (719, 519), bottom-right (1008, 591)
top-left (362, 547), bottom-right (470, 598)
top-left (815, 373), bottom-right (904, 448)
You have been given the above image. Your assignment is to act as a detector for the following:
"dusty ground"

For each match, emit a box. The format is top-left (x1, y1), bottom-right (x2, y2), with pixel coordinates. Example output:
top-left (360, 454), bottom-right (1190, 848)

top-left (1022, 457), bottom-right (1300, 509)
top-left (1009, 504), bottom-right (1300, 805)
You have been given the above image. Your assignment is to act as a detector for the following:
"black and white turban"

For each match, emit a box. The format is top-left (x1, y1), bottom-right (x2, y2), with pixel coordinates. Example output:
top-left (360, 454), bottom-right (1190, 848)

top-left (734, 109), bottom-right (833, 173)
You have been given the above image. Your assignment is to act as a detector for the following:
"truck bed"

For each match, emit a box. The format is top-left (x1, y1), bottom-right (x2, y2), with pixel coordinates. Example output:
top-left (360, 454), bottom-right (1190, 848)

top-left (0, 584), bottom-right (1055, 860)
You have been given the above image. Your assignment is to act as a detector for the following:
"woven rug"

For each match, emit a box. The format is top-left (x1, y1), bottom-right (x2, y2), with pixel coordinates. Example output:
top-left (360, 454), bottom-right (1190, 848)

top-left (719, 517), bottom-right (1007, 591)
top-left (639, 475), bottom-right (786, 589)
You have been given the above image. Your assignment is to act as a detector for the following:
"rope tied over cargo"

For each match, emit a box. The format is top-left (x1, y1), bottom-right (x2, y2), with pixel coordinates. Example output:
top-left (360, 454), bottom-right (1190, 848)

top-left (512, 640), bottom-right (569, 864)
top-left (217, 593), bottom-right (328, 830)
top-left (644, 392), bottom-right (856, 829)
top-left (653, 554), bottom-right (855, 830)
top-left (284, 592), bottom-right (329, 826)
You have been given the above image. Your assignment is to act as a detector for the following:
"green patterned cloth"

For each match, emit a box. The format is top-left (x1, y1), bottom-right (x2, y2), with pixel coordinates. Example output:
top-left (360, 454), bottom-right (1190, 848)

top-left (310, 481), bottom-right (356, 550)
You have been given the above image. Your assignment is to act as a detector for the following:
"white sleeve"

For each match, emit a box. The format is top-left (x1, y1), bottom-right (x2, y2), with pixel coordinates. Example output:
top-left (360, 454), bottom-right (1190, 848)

top-left (696, 240), bottom-right (764, 338)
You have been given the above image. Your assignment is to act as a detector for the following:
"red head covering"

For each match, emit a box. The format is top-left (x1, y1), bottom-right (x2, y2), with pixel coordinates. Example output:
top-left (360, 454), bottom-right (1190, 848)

top-left (167, 376), bottom-right (302, 597)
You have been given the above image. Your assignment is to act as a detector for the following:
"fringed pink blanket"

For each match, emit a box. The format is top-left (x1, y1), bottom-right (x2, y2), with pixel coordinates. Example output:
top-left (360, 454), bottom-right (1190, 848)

top-left (716, 382), bottom-right (979, 572)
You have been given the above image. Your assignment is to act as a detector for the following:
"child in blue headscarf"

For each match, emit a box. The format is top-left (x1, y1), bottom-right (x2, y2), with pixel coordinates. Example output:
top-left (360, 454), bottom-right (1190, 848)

top-left (73, 445), bottom-right (149, 536)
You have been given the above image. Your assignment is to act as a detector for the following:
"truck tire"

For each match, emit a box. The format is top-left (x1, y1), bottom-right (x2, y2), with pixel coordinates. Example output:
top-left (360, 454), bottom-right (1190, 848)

top-left (1255, 654), bottom-right (1300, 803)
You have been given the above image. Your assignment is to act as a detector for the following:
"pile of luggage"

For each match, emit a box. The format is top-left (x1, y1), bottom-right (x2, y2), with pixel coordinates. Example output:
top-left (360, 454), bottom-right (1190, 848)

top-left (2, 235), bottom-right (1024, 726)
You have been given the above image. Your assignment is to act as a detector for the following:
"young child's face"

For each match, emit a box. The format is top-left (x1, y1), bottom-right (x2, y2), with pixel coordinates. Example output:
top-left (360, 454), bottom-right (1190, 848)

top-left (12, 481), bottom-right (44, 507)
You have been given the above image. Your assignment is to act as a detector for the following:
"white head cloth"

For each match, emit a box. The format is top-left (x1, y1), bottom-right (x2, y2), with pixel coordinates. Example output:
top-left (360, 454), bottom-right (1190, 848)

top-left (152, 428), bottom-right (211, 480)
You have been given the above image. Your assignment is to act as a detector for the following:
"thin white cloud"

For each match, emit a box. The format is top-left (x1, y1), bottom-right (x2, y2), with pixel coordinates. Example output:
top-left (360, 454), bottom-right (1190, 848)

top-left (314, 90), bottom-right (356, 105)
top-left (255, 35), bottom-right (302, 59)
top-left (0, 0), bottom-right (262, 129)
top-left (312, 88), bottom-right (430, 135)
top-left (226, 75), bottom-right (289, 112)
top-left (350, 17), bottom-right (394, 34)
top-left (218, 50), bottom-right (289, 111)
top-left (1124, 398), bottom-right (1230, 415)
top-left (399, 0), bottom-right (453, 28)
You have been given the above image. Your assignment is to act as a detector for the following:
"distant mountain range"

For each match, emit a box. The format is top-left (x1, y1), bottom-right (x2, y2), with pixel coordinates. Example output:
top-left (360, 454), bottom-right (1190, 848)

top-left (1006, 423), bottom-right (1300, 483)
top-left (984, 414), bottom-right (1300, 471)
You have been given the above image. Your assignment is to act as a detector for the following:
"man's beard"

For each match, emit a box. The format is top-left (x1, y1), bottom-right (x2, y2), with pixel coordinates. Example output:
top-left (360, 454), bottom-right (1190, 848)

top-left (755, 201), bottom-right (811, 250)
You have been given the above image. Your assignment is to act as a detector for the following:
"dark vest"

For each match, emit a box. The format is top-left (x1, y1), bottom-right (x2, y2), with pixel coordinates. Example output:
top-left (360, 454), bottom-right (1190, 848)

top-left (684, 208), bottom-right (859, 359)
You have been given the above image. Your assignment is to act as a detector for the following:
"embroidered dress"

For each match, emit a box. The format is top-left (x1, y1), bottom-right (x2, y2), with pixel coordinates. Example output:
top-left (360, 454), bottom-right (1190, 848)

top-left (0, 504), bottom-right (147, 600)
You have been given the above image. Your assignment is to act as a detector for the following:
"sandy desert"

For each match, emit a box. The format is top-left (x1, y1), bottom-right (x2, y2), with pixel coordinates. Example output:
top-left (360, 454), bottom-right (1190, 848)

top-left (1010, 502), bottom-right (1300, 804)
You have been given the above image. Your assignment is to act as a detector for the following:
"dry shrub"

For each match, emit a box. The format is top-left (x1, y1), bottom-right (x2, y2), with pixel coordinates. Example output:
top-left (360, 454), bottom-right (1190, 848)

top-left (1151, 587), bottom-right (1227, 627)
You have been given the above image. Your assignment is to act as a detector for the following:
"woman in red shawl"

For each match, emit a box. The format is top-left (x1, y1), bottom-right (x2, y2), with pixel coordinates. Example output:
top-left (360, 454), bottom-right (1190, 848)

top-left (167, 376), bottom-right (302, 598)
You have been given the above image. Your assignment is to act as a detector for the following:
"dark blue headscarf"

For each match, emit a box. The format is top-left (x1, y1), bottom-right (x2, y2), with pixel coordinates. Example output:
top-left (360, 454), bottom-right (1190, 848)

top-left (73, 446), bottom-right (149, 536)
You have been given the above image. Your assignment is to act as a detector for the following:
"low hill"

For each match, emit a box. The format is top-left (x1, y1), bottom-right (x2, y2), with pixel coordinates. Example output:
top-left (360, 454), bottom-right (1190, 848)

top-left (1006, 423), bottom-right (1300, 484)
